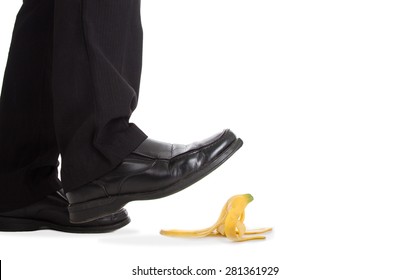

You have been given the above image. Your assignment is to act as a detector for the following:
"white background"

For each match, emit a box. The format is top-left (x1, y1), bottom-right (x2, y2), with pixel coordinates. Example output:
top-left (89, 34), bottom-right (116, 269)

top-left (1, 0), bottom-right (409, 279)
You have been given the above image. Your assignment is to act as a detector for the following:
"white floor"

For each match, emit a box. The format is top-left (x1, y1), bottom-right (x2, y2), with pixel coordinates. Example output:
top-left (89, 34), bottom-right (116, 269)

top-left (1, 1), bottom-right (409, 279)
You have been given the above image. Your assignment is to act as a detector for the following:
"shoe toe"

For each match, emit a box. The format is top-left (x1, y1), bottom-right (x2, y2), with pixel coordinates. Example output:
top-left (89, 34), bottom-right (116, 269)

top-left (170, 129), bottom-right (238, 175)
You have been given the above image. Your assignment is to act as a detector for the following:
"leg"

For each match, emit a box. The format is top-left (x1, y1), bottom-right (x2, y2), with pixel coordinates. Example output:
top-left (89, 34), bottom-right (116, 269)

top-left (52, 0), bottom-right (147, 192)
top-left (0, 0), bottom-right (243, 229)
top-left (51, 1), bottom-right (243, 224)
top-left (0, 0), bottom-right (131, 232)
top-left (0, 0), bottom-right (60, 212)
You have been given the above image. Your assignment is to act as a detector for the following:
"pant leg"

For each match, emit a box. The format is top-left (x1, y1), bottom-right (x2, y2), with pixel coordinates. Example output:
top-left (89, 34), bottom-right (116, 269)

top-left (52, 0), bottom-right (147, 192)
top-left (0, 0), bottom-right (60, 212)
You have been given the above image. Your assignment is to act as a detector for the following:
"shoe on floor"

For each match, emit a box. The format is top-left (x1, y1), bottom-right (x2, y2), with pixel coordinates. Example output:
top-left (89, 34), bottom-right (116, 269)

top-left (0, 190), bottom-right (130, 233)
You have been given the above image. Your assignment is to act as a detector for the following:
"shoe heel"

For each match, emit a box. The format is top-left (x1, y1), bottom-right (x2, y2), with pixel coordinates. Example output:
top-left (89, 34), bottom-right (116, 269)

top-left (0, 217), bottom-right (41, 231)
top-left (68, 196), bottom-right (127, 224)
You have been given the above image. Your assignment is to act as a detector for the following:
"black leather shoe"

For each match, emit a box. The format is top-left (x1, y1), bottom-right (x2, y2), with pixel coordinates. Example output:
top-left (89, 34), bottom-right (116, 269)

top-left (0, 190), bottom-right (130, 233)
top-left (67, 129), bottom-right (243, 223)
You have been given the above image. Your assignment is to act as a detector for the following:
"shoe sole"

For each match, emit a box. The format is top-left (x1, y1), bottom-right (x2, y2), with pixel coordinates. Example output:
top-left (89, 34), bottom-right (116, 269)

top-left (0, 215), bottom-right (130, 233)
top-left (69, 138), bottom-right (243, 223)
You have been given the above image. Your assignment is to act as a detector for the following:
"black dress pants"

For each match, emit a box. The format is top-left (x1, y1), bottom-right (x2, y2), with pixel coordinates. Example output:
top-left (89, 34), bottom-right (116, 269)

top-left (0, 0), bottom-right (147, 212)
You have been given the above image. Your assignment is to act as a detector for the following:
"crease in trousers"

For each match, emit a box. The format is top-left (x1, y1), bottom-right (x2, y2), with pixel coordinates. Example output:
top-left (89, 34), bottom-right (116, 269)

top-left (0, 0), bottom-right (148, 212)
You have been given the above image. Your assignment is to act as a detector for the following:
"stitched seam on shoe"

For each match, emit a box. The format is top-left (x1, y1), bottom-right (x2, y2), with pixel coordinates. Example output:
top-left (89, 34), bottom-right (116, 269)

top-left (133, 131), bottom-right (227, 160)
top-left (171, 130), bottom-right (228, 161)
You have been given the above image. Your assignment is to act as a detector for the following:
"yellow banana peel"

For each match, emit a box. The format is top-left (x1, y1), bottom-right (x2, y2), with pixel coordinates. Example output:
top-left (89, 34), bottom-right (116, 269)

top-left (160, 194), bottom-right (272, 242)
